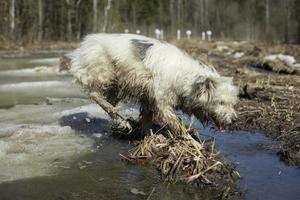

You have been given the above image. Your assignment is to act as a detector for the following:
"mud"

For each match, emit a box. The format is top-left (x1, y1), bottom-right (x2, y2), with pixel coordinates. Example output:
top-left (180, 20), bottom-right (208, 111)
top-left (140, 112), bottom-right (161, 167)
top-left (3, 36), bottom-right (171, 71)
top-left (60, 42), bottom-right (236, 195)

top-left (176, 40), bottom-right (300, 166)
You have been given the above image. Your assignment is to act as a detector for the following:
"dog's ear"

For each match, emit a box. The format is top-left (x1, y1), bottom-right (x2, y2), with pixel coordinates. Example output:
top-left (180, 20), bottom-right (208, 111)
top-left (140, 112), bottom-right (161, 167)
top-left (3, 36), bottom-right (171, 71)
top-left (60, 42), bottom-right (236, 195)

top-left (192, 76), bottom-right (217, 98)
top-left (203, 77), bottom-right (217, 92)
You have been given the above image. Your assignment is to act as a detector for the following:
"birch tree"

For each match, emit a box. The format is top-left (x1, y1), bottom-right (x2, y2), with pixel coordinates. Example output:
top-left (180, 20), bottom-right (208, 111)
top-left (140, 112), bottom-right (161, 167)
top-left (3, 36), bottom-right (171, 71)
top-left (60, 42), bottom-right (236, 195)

top-left (177, 0), bottom-right (181, 28)
top-left (75, 0), bottom-right (82, 40)
top-left (65, 0), bottom-right (73, 41)
top-left (102, 0), bottom-right (112, 32)
top-left (93, 0), bottom-right (98, 32)
top-left (284, 0), bottom-right (291, 42)
top-left (10, 0), bottom-right (15, 36)
top-left (169, 0), bottom-right (176, 33)
top-left (265, 0), bottom-right (270, 32)
top-left (37, 0), bottom-right (43, 42)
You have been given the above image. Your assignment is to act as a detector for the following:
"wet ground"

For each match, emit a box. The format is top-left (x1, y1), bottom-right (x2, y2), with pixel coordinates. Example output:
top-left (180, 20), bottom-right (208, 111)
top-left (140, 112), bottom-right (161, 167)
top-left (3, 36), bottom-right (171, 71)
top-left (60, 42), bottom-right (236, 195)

top-left (176, 40), bottom-right (300, 166)
top-left (0, 53), bottom-right (300, 200)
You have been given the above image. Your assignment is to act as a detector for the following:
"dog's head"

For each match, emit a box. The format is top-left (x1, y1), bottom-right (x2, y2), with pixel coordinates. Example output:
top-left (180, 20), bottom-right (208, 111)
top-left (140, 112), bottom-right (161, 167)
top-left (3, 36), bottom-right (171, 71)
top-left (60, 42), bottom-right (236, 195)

top-left (190, 76), bottom-right (238, 129)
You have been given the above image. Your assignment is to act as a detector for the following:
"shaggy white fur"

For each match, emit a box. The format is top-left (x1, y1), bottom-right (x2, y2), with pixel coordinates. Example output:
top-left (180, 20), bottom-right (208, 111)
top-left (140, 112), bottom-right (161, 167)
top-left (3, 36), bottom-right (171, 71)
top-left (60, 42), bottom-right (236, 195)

top-left (69, 33), bottom-right (238, 135)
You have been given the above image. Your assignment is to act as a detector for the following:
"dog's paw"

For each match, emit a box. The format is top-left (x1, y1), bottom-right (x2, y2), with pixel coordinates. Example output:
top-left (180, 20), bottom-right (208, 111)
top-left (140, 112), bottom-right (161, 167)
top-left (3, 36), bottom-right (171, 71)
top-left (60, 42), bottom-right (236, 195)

top-left (111, 118), bottom-right (133, 135)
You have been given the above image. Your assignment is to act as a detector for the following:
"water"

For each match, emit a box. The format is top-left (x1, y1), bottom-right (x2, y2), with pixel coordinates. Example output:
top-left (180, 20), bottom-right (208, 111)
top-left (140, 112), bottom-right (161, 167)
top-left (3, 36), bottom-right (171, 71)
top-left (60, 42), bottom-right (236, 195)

top-left (196, 126), bottom-right (300, 200)
top-left (0, 53), bottom-right (299, 200)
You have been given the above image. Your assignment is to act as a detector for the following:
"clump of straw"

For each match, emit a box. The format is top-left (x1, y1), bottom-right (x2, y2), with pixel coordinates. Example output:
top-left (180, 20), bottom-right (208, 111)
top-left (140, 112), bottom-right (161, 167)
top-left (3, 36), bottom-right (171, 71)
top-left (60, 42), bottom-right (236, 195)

top-left (121, 123), bottom-right (240, 189)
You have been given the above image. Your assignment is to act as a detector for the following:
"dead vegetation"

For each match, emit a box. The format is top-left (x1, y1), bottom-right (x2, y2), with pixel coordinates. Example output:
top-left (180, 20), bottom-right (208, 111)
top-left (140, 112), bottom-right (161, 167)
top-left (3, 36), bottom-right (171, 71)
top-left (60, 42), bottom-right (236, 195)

top-left (121, 125), bottom-right (240, 199)
top-left (175, 39), bottom-right (300, 166)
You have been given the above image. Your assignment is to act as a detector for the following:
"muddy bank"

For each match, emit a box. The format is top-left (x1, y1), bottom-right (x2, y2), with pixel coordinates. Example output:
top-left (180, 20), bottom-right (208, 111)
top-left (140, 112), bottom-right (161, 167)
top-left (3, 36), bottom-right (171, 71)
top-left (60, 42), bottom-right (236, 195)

top-left (0, 41), bottom-right (78, 58)
top-left (175, 40), bottom-right (300, 166)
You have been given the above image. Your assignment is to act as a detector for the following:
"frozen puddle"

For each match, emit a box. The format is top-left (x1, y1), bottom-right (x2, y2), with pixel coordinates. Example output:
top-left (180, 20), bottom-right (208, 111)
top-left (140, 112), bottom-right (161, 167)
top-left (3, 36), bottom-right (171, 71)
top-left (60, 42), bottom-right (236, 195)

top-left (0, 66), bottom-right (66, 77)
top-left (28, 58), bottom-right (60, 65)
top-left (0, 54), bottom-right (97, 184)
top-left (0, 99), bottom-right (139, 184)
top-left (0, 81), bottom-right (86, 108)
top-left (0, 56), bottom-right (60, 70)
top-left (0, 97), bottom-right (105, 184)
top-left (0, 124), bottom-right (93, 183)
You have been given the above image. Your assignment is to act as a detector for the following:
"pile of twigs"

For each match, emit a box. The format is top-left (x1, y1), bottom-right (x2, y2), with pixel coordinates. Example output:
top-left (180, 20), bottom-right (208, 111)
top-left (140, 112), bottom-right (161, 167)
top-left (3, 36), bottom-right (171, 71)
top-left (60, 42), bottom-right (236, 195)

top-left (122, 127), bottom-right (240, 187)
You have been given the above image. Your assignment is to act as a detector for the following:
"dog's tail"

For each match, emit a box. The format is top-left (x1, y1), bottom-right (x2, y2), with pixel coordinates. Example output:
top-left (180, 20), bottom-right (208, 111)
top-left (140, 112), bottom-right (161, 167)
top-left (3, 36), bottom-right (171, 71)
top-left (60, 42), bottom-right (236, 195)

top-left (58, 55), bottom-right (71, 72)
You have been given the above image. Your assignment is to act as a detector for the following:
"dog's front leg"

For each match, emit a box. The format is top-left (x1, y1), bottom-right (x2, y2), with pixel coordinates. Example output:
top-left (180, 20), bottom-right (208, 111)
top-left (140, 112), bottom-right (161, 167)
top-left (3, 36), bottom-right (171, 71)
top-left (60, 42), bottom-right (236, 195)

top-left (90, 92), bottom-right (132, 135)
top-left (140, 101), bottom-right (153, 138)
top-left (156, 105), bottom-right (184, 135)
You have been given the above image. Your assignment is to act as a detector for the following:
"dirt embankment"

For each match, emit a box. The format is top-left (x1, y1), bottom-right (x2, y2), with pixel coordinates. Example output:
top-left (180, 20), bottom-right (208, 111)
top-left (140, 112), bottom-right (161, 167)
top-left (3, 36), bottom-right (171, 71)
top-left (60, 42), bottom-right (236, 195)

top-left (0, 41), bottom-right (79, 57)
top-left (175, 39), bottom-right (300, 167)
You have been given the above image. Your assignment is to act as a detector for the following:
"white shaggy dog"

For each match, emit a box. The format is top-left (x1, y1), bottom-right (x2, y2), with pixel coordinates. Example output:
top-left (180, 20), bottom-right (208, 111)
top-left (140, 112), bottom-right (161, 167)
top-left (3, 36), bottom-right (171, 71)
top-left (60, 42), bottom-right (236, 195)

top-left (69, 33), bottom-right (238, 135)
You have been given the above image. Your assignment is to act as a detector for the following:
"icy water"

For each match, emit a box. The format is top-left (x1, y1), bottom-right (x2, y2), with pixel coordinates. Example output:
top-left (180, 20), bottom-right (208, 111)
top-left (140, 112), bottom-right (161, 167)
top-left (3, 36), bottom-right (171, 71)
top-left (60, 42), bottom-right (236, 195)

top-left (0, 53), bottom-right (300, 200)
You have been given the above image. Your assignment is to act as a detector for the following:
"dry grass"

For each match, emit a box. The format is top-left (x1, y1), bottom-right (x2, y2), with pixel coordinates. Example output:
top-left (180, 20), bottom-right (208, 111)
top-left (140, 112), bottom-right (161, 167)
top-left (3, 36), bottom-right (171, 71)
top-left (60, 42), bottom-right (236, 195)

top-left (121, 124), bottom-right (240, 190)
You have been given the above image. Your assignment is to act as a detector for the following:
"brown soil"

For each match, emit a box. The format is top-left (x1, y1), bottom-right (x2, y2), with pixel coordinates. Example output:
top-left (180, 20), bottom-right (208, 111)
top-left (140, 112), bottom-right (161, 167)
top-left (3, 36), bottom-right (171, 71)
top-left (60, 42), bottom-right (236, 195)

top-left (175, 39), bottom-right (300, 167)
top-left (0, 40), bottom-right (79, 56)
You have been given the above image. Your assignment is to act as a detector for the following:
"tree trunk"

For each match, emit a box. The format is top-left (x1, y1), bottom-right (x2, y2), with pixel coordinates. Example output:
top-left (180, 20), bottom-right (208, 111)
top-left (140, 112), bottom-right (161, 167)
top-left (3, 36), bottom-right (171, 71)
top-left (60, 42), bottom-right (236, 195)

top-left (296, 0), bottom-right (300, 43)
top-left (38, 0), bottom-right (43, 42)
top-left (200, 0), bottom-right (205, 30)
top-left (284, 0), bottom-right (290, 43)
top-left (66, 0), bottom-right (72, 41)
top-left (76, 0), bottom-right (82, 40)
top-left (265, 0), bottom-right (270, 33)
top-left (159, 0), bottom-right (163, 29)
top-left (132, 2), bottom-right (137, 30)
top-left (177, 0), bottom-right (181, 28)
top-left (93, 0), bottom-right (98, 32)
top-left (169, 0), bottom-right (175, 33)
top-left (193, 1), bottom-right (199, 33)
top-left (10, 0), bottom-right (15, 38)
top-left (102, 0), bottom-right (112, 33)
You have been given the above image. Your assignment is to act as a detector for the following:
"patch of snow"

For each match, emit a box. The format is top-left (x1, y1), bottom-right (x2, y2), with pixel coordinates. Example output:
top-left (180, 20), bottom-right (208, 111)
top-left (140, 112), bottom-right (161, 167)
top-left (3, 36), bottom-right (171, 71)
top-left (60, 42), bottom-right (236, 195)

top-left (59, 104), bottom-right (109, 119)
top-left (0, 81), bottom-right (68, 90)
top-left (293, 63), bottom-right (300, 68)
top-left (0, 81), bottom-right (85, 107)
top-left (232, 41), bottom-right (248, 45)
top-left (217, 45), bottom-right (233, 54)
top-left (264, 54), bottom-right (298, 68)
top-left (0, 124), bottom-right (93, 183)
top-left (233, 52), bottom-right (245, 59)
top-left (29, 57), bottom-right (60, 64)
top-left (0, 66), bottom-right (65, 76)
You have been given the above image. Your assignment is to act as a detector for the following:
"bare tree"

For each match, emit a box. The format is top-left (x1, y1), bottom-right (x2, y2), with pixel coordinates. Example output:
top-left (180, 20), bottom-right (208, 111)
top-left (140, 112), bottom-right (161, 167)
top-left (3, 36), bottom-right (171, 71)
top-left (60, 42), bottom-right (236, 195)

top-left (200, 0), bottom-right (205, 30)
top-left (132, 2), bottom-right (137, 30)
top-left (93, 0), bottom-right (98, 32)
top-left (265, 0), bottom-right (270, 31)
top-left (177, 0), bottom-right (181, 28)
top-left (284, 0), bottom-right (291, 42)
top-left (0, 0), bottom-right (299, 44)
top-left (75, 0), bottom-right (82, 40)
top-left (159, 0), bottom-right (163, 28)
top-left (38, 0), bottom-right (43, 42)
top-left (169, 0), bottom-right (176, 33)
top-left (65, 0), bottom-right (73, 41)
top-left (102, 0), bottom-right (112, 32)
top-left (10, 0), bottom-right (15, 37)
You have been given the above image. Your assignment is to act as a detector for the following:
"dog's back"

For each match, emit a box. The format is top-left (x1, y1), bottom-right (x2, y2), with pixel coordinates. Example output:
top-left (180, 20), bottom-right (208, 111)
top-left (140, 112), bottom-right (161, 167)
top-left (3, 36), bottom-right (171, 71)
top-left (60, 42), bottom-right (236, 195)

top-left (69, 34), bottom-right (158, 102)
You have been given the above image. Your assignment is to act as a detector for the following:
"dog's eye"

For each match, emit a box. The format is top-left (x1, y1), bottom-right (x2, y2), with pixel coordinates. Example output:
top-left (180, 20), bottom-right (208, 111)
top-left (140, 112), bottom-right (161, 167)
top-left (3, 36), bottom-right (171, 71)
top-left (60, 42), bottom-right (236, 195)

top-left (219, 101), bottom-right (225, 105)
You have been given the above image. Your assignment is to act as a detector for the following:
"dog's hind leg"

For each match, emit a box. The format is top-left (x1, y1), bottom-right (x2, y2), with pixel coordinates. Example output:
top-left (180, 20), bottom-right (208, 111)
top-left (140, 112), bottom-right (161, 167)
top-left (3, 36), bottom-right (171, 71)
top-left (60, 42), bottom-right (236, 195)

top-left (140, 100), bottom-right (153, 138)
top-left (90, 92), bottom-right (132, 135)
